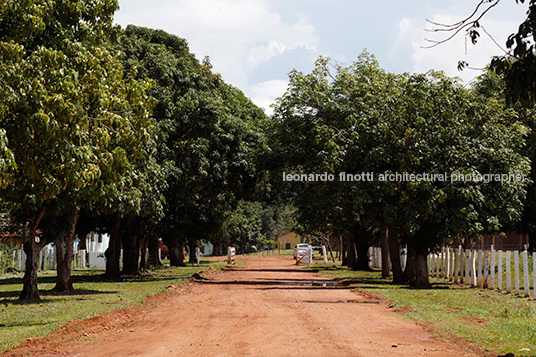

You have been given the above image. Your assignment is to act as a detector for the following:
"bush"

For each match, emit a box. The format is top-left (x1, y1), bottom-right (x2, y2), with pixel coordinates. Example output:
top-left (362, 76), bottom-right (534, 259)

top-left (0, 245), bottom-right (18, 274)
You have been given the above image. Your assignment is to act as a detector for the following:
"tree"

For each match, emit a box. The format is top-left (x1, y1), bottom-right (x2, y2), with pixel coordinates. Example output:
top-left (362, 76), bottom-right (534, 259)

top-left (119, 26), bottom-right (268, 263)
top-left (270, 53), bottom-right (391, 271)
top-left (272, 53), bottom-right (530, 288)
top-left (0, 0), bottom-right (153, 298)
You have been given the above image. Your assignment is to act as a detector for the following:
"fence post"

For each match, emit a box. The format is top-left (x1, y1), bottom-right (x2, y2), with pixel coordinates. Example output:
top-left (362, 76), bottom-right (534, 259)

top-left (514, 250), bottom-right (520, 295)
top-left (195, 247), bottom-right (201, 265)
top-left (498, 250), bottom-right (503, 291)
top-left (483, 250), bottom-right (489, 288)
top-left (453, 248), bottom-right (459, 283)
top-left (436, 252), bottom-right (440, 277)
top-left (490, 246), bottom-right (495, 289)
top-left (81, 249), bottom-right (86, 268)
top-left (506, 251), bottom-right (512, 293)
top-left (523, 249), bottom-right (530, 297)
top-left (457, 246), bottom-right (463, 283)
top-left (464, 249), bottom-right (471, 285)
top-left (48, 248), bottom-right (53, 270)
top-left (72, 251), bottom-right (77, 269)
top-left (400, 246), bottom-right (407, 271)
top-left (441, 246), bottom-right (445, 278)
top-left (449, 248), bottom-right (455, 281)
top-left (446, 248), bottom-right (450, 280)
top-left (376, 248), bottom-right (381, 269)
top-left (477, 250), bottom-right (483, 288)
top-left (533, 252), bottom-right (536, 300)
top-left (471, 250), bottom-right (477, 287)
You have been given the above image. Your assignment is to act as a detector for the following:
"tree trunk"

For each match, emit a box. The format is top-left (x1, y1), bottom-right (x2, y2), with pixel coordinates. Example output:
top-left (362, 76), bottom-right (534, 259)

top-left (354, 228), bottom-right (372, 271)
top-left (326, 235), bottom-right (336, 263)
top-left (380, 228), bottom-right (390, 278)
top-left (105, 216), bottom-right (122, 278)
top-left (341, 233), bottom-right (348, 266)
top-left (20, 239), bottom-right (47, 300)
top-left (410, 249), bottom-right (431, 289)
top-left (403, 245), bottom-right (416, 283)
top-left (345, 233), bottom-right (356, 268)
top-left (355, 240), bottom-right (371, 271)
top-left (20, 210), bottom-right (47, 300)
top-left (168, 238), bottom-right (185, 267)
top-left (139, 234), bottom-right (148, 272)
top-left (529, 233), bottom-right (535, 253)
top-left (147, 235), bottom-right (163, 268)
top-left (122, 228), bottom-right (139, 275)
top-left (188, 238), bottom-right (196, 265)
top-left (388, 231), bottom-right (404, 283)
top-left (54, 211), bottom-right (79, 293)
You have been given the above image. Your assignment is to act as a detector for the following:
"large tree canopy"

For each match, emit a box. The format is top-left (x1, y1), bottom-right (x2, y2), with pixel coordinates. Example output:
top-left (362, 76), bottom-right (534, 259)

top-left (0, 0), bottom-right (154, 299)
top-left (119, 26), bottom-right (269, 264)
top-left (271, 52), bottom-right (530, 287)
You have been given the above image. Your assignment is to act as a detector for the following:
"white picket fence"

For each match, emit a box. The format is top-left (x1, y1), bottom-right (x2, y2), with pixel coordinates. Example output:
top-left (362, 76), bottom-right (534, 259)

top-left (429, 245), bottom-right (536, 299)
top-left (1, 246), bottom-right (87, 271)
top-left (369, 246), bottom-right (407, 271)
top-left (370, 245), bottom-right (536, 299)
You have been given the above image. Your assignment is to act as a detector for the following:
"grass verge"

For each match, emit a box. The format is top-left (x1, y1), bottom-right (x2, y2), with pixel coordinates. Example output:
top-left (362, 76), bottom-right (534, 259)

top-left (0, 260), bottom-right (225, 353)
top-left (312, 262), bottom-right (536, 357)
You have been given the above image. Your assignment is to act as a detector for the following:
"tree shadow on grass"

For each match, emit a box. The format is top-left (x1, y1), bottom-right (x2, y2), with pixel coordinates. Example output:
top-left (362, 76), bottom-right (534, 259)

top-left (0, 288), bottom-right (119, 304)
top-left (333, 276), bottom-right (453, 291)
top-left (0, 296), bottom-right (70, 305)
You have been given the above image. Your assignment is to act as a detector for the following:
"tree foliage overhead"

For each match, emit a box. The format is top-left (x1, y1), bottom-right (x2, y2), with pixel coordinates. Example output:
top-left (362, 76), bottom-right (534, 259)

top-left (0, 0), bottom-right (155, 298)
top-left (270, 52), bottom-right (530, 287)
top-left (427, 0), bottom-right (536, 104)
top-left (119, 26), bottom-right (269, 261)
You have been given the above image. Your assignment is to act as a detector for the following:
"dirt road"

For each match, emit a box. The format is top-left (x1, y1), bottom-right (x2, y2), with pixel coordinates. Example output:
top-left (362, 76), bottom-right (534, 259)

top-left (8, 256), bottom-right (484, 356)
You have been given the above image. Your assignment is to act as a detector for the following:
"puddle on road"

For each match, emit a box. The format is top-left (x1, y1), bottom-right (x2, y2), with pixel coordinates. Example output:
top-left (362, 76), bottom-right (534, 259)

top-left (269, 281), bottom-right (343, 287)
top-left (301, 299), bottom-right (381, 304)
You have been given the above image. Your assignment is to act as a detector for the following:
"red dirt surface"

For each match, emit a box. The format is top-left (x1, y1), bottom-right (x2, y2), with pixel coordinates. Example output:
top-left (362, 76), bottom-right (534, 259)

top-left (4, 256), bottom-right (490, 357)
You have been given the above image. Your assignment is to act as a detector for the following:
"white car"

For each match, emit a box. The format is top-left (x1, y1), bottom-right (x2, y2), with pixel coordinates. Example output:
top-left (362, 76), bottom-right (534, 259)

top-left (293, 243), bottom-right (314, 259)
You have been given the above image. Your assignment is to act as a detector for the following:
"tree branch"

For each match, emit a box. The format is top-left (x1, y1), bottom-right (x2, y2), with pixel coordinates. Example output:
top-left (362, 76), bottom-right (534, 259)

top-left (423, 0), bottom-right (503, 49)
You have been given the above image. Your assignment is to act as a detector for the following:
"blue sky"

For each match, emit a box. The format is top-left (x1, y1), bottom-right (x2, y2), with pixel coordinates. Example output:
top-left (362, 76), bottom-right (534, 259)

top-left (115, 0), bottom-right (527, 113)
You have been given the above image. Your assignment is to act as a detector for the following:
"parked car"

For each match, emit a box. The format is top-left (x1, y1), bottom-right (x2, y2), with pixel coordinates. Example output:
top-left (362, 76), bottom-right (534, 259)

top-left (293, 243), bottom-right (314, 259)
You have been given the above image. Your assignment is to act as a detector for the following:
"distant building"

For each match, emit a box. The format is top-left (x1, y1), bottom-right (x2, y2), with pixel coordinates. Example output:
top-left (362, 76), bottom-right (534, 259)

top-left (203, 242), bottom-right (214, 256)
top-left (276, 232), bottom-right (302, 250)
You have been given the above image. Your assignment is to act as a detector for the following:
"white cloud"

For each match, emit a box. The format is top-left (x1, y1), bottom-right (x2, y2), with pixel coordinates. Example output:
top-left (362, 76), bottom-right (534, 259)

top-left (248, 79), bottom-right (289, 115)
top-left (400, 4), bottom-right (525, 84)
top-left (115, 0), bottom-right (318, 107)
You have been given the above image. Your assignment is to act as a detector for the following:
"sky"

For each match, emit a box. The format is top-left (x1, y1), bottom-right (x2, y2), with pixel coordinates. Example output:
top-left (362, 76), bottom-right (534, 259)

top-left (114, 0), bottom-right (528, 114)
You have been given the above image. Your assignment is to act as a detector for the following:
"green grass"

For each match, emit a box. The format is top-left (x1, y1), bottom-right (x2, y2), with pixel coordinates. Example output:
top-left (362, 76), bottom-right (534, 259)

top-left (312, 262), bottom-right (536, 356)
top-left (0, 260), bottom-right (225, 353)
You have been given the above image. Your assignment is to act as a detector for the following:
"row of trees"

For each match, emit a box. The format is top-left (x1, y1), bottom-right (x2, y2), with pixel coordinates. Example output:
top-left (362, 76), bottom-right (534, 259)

top-left (2, 0), bottom-right (536, 298)
top-left (268, 53), bottom-right (533, 288)
top-left (0, 1), bottom-right (276, 300)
